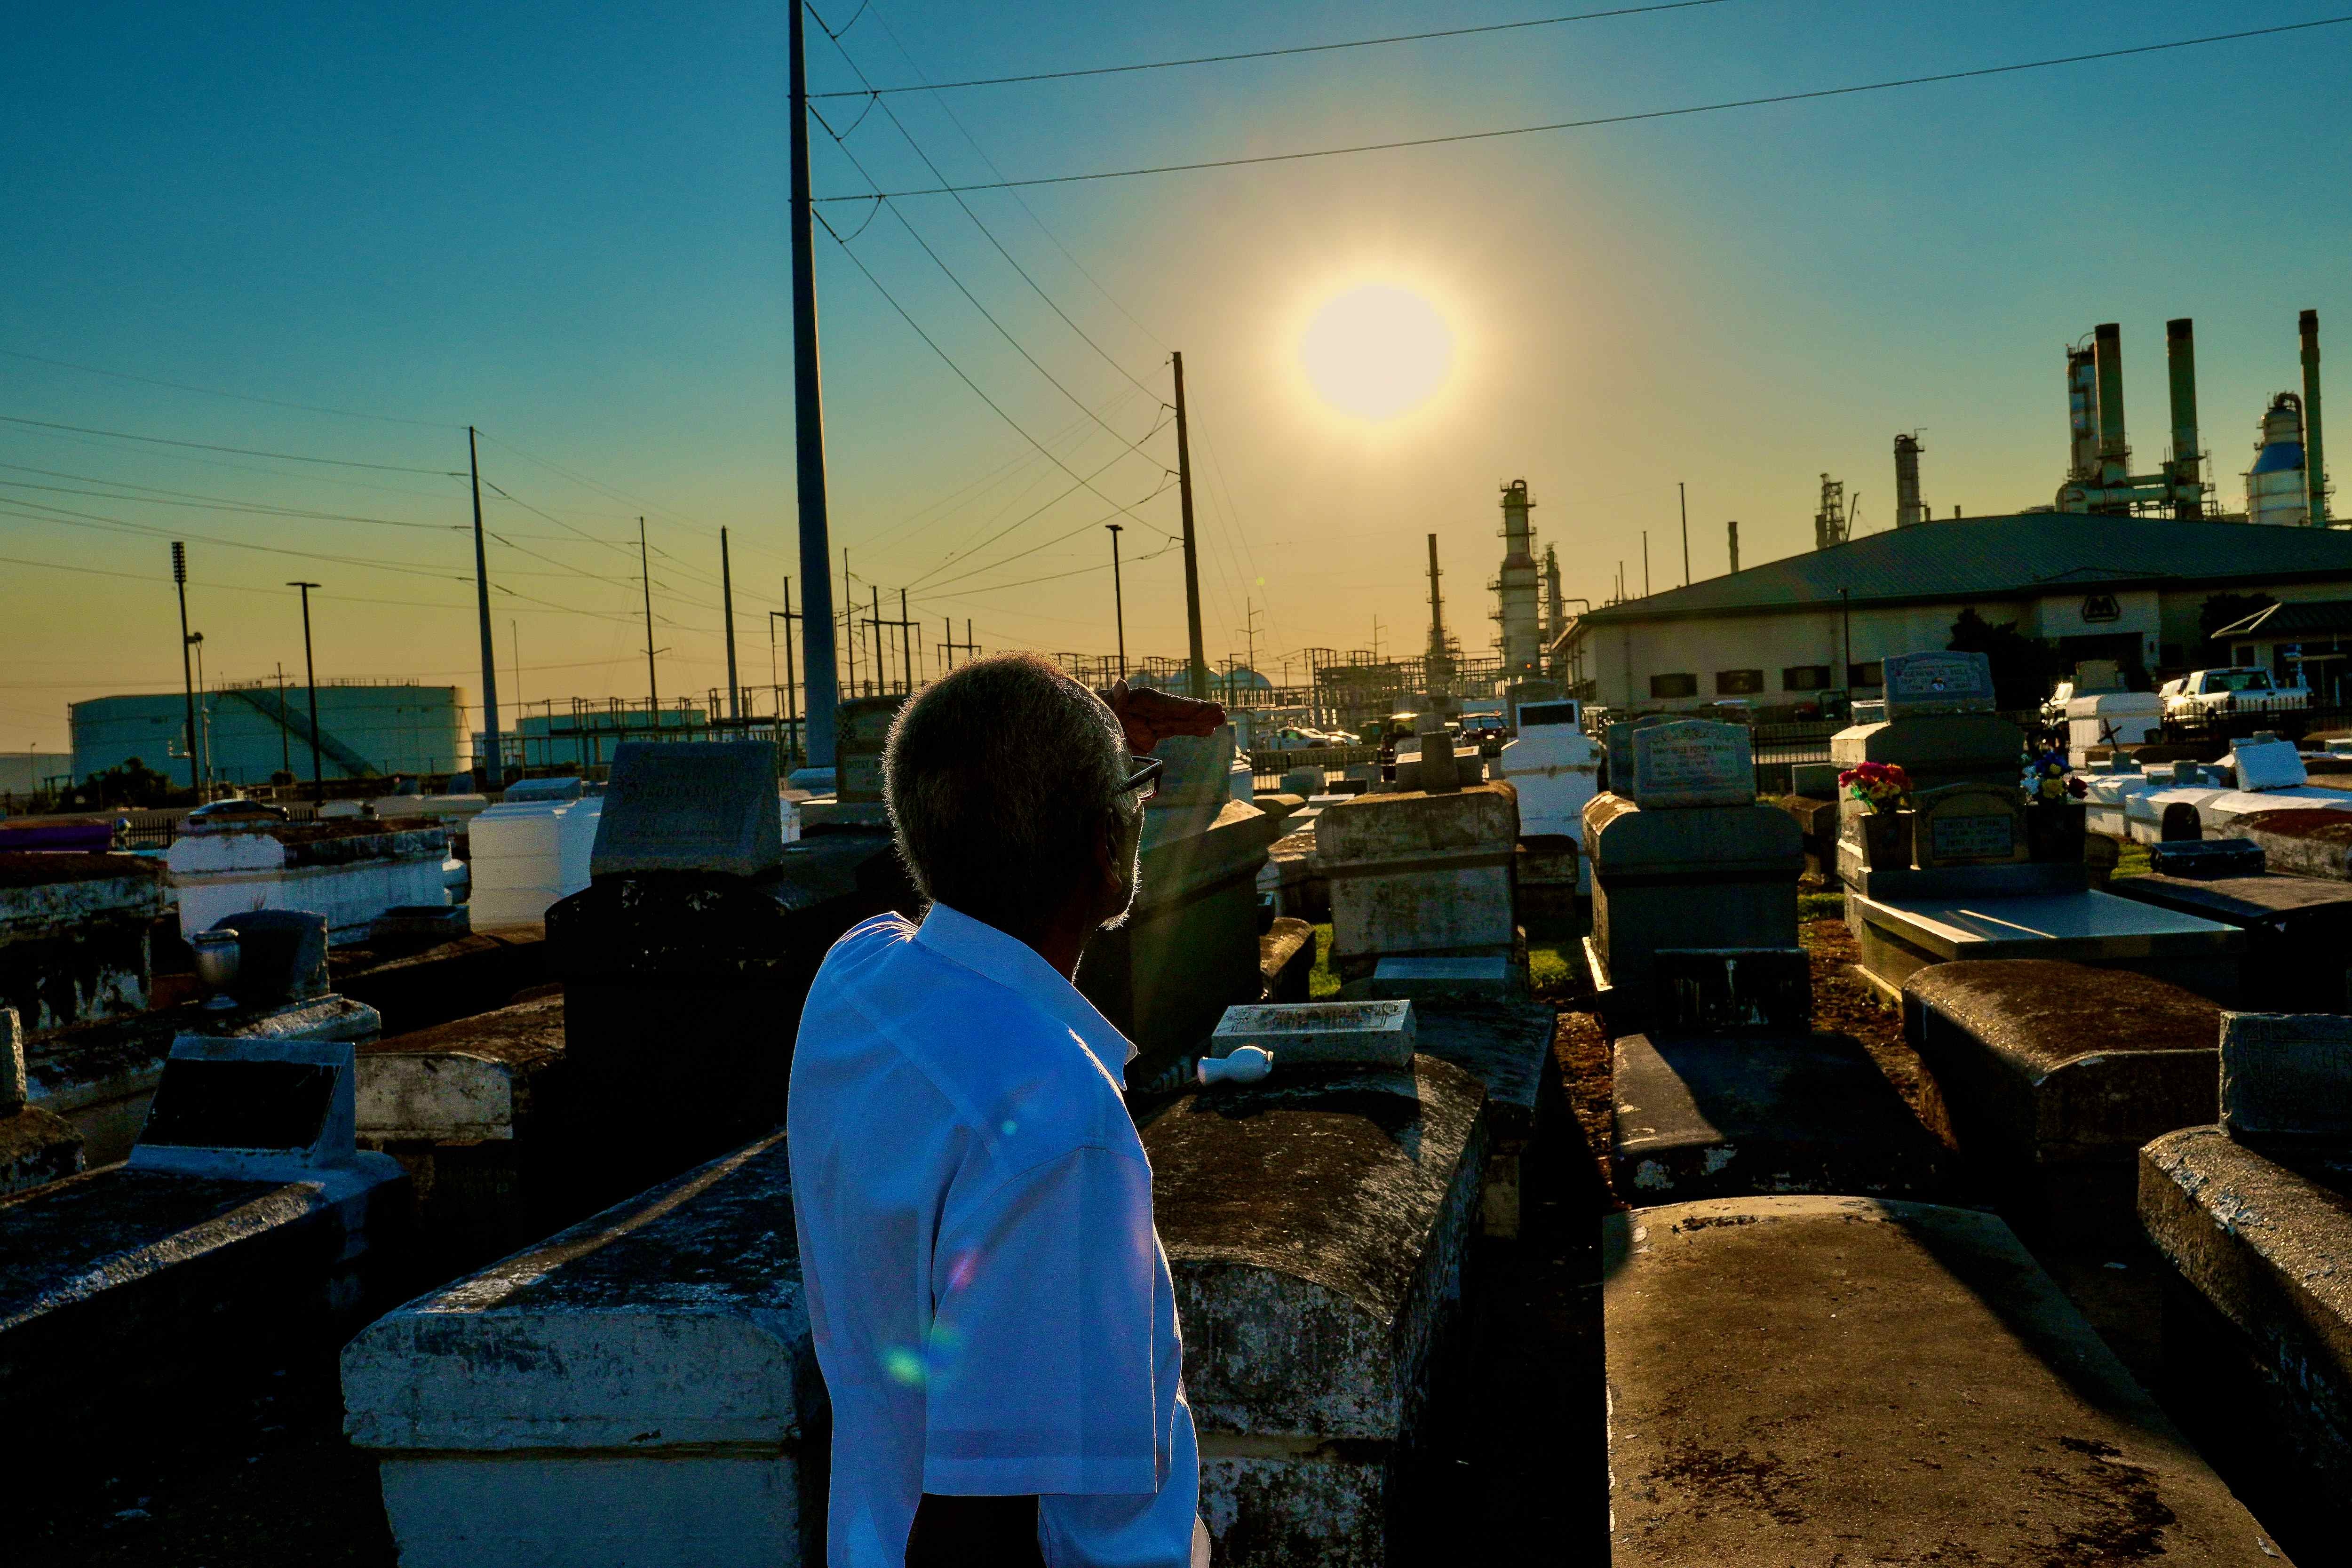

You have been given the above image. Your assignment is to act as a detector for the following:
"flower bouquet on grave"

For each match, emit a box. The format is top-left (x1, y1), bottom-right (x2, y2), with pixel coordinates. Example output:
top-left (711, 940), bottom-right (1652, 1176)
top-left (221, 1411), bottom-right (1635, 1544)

top-left (1839, 761), bottom-right (1914, 868)
top-left (2023, 748), bottom-right (2089, 861)
top-left (2023, 748), bottom-right (2089, 804)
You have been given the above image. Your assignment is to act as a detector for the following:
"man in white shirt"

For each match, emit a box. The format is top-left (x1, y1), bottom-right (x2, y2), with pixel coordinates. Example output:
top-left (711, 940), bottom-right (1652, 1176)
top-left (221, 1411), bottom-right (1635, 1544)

top-left (788, 656), bottom-right (1222, 1568)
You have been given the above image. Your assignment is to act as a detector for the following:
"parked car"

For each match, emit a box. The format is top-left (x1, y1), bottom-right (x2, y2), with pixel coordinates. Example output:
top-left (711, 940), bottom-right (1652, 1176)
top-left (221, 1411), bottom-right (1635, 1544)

top-left (183, 797), bottom-right (291, 828)
top-left (2160, 667), bottom-right (2311, 738)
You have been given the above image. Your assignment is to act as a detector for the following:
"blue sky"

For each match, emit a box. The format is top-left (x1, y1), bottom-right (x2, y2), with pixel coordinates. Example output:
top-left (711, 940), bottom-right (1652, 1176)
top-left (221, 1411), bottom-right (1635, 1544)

top-left (3, 1), bottom-right (2348, 750)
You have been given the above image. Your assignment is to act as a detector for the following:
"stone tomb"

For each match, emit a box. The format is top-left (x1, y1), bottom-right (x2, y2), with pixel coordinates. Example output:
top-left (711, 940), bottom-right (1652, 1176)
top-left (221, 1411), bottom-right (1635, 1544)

top-left (2141, 1013), bottom-right (2352, 1519)
top-left (168, 818), bottom-right (450, 944)
top-left (1314, 774), bottom-right (1520, 986)
top-left (1493, 699), bottom-right (1600, 892)
top-left (343, 1130), bottom-right (822, 1568)
top-left (590, 740), bottom-right (784, 881)
top-left (1902, 959), bottom-right (2223, 1238)
top-left (1212, 999), bottom-right (1416, 1067)
top-left (1143, 1056), bottom-right (1486, 1566)
top-left (1606, 1196), bottom-right (2290, 1565)
top-left (1, 1035), bottom-right (406, 1465)
top-left (2222, 806), bottom-right (2352, 881)
top-left (2108, 867), bottom-right (2352, 1011)
top-left (1829, 651), bottom-right (2018, 882)
top-left (0, 850), bottom-right (167, 1035)
top-left (1583, 721), bottom-right (1802, 1015)
top-left (1, 1008), bottom-right (81, 1196)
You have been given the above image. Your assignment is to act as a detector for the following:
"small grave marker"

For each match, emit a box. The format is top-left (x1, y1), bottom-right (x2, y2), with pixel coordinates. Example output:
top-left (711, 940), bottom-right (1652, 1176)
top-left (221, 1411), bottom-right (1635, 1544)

top-left (1880, 650), bottom-right (1996, 720)
top-left (589, 740), bottom-right (784, 881)
top-left (129, 1036), bottom-right (366, 1178)
top-left (1909, 783), bottom-right (2029, 868)
top-left (2233, 740), bottom-right (2308, 793)
top-left (1211, 999), bottom-right (1416, 1067)
top-left (1626, 721), bottom-right (1753, 810)
top-left (2219, 1012), bottom-right (2352, 1151)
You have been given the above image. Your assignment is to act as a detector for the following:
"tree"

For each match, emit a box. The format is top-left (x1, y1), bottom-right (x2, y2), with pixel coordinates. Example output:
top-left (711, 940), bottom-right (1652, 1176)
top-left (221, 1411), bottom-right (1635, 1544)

top-left (1947, 607), bottom-right (2063, 711)
top-left (2198, 591), bottom-right (2276, 643)
top-left (76, 757), bottom-right (180, 809)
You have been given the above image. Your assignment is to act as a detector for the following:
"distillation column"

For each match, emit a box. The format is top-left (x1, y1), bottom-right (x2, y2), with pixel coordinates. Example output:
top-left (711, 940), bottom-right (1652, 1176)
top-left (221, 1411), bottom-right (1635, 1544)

top-left (1495, 480), bottom-right (1542, 679)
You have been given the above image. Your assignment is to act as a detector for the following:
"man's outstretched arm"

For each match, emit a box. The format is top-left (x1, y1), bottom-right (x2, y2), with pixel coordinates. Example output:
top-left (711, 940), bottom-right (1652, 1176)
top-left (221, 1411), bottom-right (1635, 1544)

top-left (907, 1493), bottom-right (1043, 1568)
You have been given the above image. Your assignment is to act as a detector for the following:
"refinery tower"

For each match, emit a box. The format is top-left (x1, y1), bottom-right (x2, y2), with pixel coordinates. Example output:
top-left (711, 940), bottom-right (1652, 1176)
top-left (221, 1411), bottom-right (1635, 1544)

top-left (1491, 480), bottom-right (1542, 679)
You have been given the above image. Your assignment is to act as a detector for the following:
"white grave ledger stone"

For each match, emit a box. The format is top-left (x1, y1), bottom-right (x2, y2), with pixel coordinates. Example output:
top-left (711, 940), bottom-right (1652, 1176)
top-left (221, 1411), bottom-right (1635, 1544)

top-left (1627, 721), bottom-right (1752, 810)
top-left (2232, 740), bottom-right (2309, 793)
top-left (1880, 651), bottom-right (1997, 719)
top-left (589, 741), bottom-right (784, 881)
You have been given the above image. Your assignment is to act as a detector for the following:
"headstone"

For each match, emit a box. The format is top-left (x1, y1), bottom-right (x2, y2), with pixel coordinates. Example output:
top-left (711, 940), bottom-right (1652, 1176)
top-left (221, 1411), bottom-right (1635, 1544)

top-left (1879, 649), bottom-right (1995, 719)
top-left (128, 1035), bottom-right (373, 1180)
top-left (1582, 792), bottom-right (1803, 1015)
top-left (1789, 760), bottom-right (1839, 798)
top-left (1908, 782), bottom-right (2029, 869)
top-left (2161, 801), bottom-right (2203, 841)
top-left (1279, 765), bottom-right (1323, 799)
top-left (1210, 999), bottom-right (1415, 1067)
top-left (590, 740), bottom-right (783, 881)
top-left (1367, 955), bottom-right (1518, 1003)
top-left (2234, 739), bottom-right (2309, 792)
top-left (833, 695), bottom-right (905, 805)
top-left (2218, 1011), bottom-right (2352, 1153)
top-left (1625, 720), bottom-right (1751, 810)
top-left (1314, 784), bottom-right (1519, 984)
top-left (207, 908), bottom-right (329, 1003)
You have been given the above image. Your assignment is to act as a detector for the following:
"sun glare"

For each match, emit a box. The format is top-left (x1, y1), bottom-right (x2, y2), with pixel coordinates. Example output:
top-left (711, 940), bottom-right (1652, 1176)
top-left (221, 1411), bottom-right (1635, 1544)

top-left (1297, 283), bottom-right (1455, 422)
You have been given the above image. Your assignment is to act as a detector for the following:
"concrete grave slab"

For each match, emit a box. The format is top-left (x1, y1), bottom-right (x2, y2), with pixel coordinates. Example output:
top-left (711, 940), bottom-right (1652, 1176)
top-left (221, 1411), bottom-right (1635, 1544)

top-left (1366, 955), bottom-right (1520, 1003)
top-left (2218, 1012), bottom-right (2352, 1151)
top-left (1878, 648), bottom-right (1995, 718)
top-left (1612, 1032), bottom-right (1945, 1201)
top-left (2108, 873), bottom-right (2352, 1011)
top-left (2145, 838), bottom-right (2267, 877)
top-left (1903, 960), bottom-right (2223, 1237)
top-left (1212, 999), bottom-right (1415, 1068)
top-left (1144, 1057), bottom-right (1485, 1568)
top-left (2224, 807), bottom-right (2352, 880)
top-left (1606, 1196), bottom-right (2291, 1565)
top-left (344, 1130), bottom-right (821, 1568)
top-left (589, 740), bottom-right (784, 881)
top-left (1850, 887), bottom-right (2241, 1001)
top-left (1623, 720), bottom-right (1752, 811)
top-left (2141, 1126), bottom-right (2352, 1520)
top-left (2234, 738), bottom-right (2310, 792)
top-left (1409, 1001), bottom-right (1560, 1239)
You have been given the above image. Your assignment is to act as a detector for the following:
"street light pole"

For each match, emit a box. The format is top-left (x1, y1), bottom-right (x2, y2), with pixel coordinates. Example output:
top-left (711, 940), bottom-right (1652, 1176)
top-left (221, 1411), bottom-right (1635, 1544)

top-left (287, 581), bottom-right (324, 805)
top-left (171, 542), bottom-right (199, 796)
top-left (1105, 523), bottom-right (1127, 678)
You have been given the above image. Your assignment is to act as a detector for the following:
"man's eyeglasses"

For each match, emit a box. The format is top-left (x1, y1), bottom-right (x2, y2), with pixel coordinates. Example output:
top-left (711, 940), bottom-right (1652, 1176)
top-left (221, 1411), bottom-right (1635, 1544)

top-left (1117, 755), bottom-right (1164, 803)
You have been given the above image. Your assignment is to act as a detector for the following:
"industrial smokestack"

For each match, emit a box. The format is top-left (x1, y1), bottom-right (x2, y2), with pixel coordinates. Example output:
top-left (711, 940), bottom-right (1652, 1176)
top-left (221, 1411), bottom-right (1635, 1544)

top-left (2166, 317), bottom-right (2202, 519)
top-left (2305, 309), bottom-right (2328, 525)
top-left (2094, 322), bottom-right (2128, 482)
top-left (1495, 480), bottom-right (1542, 677)
top-left (1726, 519), bottom-right (1740, 575)
top-left (1893, 433), bottom-right (1925, 526)
top-left (2066, 345), bottom-right (2099, 481)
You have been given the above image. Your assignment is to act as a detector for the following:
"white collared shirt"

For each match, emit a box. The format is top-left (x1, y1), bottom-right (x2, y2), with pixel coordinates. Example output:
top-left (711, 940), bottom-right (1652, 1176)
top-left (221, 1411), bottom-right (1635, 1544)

top-left (787, 902), bottom-right (1200, 1568)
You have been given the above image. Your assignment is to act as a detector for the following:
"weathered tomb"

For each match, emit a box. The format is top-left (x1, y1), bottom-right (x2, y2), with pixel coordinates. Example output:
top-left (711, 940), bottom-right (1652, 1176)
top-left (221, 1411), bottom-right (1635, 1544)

top-left (342, 1130), bottom-right (823, 1568)
top-left (0, 850), bottom-right (166, 1035)
top-left (550, 739), bottom-right (914, 1207)
top-left (1313, 767), bottom-right (1519, 986)
top-left (1259, 915), bottom-right (1317, 1003)
top-left (2108, 862), bottom-right (2352, 1011)
top-left (1606, 1195), bottom-right (2291, 1564)
top-left (2221, 806), bottom-right (2352, 880)
top-left (2141, 1013), bottom-right (2352, 1516)
top-left (1493, 698), bottom-right (1599, 892)
top-left (1080, 727), bottom-right (1287, 1079)
top-left (1902, 958), bottom-right (2223, 1237)
top-left (1, 1035), bottom-right (407, 1467)
top-left (2063, 687), bottom-right (2163, 765)
top-left (1583, 721), bottom-right (1801, 1014)
top-left (1829, 650), bottom-right (2018, 854)
top-left (1143, 1056), bottom-right (1486, 1567)
top-left (1, 1008), bottom-right (81, 1195)
top-left (168, 817), bottom-right (450, 943)
top-left (331, 919), bottom-right (551, 1037)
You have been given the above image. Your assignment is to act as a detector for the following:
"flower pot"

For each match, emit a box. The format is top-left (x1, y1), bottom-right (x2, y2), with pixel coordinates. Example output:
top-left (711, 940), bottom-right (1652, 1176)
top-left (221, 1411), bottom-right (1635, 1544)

top-left (2027, 801), bottom-right (2087, 863)
top-left (1860, 810), bottom-right (1913, 870)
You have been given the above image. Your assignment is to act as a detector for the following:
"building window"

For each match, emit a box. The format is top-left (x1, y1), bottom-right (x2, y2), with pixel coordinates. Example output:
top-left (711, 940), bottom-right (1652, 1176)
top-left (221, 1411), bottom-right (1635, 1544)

top-left (1782, 665), bottom-right (1832, 692)
top-left (1848, 661), bottom-right (1883, 687)
top-left (1716, 669), bottom-right (1764, 695)
top-left (1650, 673), bottom-right (1698, 699)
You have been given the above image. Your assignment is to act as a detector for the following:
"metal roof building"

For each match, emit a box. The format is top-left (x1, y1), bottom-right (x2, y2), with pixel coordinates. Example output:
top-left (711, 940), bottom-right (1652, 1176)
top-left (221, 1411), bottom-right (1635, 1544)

top-left (1556, 513), bottom-right (2352, 714)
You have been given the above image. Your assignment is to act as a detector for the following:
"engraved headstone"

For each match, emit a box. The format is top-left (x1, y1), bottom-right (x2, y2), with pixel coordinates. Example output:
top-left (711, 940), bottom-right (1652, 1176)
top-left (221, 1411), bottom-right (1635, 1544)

top-left (1880, 650), bottom-right (1996, 720)
top-left (1909, 782), bottom-right (2029, 868)
top-left (129, 1036), bottom-right (366, 1177)
top-left (1211, 999), bottom-right (1416, 1067)
top-left (2233, 739), bottom-right (2308, 793)
top-left (589, 740), bottom-right (783, 880)
top-left (2219, 1012), bottom-right (2352, 1152)
top-left (1626, 720), bottom-right (1752, 810)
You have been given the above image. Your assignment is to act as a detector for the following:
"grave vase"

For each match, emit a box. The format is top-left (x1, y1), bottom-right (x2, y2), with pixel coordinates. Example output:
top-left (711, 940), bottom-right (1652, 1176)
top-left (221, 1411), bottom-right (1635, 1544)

top-left (1859, 810), bottom-right (1913, 870)
top-left (2026, 801), bottom-right (2087, 863)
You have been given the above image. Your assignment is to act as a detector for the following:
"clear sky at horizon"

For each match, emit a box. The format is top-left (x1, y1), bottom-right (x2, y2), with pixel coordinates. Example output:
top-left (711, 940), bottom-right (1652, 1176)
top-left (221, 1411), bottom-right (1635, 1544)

top-left (4, 0), bottom-right (2348, 753)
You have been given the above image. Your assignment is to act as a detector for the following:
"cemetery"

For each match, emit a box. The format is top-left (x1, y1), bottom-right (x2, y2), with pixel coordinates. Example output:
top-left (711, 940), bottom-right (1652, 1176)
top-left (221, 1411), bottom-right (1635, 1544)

top-left (10, 670), bottom-right (2352, 1566)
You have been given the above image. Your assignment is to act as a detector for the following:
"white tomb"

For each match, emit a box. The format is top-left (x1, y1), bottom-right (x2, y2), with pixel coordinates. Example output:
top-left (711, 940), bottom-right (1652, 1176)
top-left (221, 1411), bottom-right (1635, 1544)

top-left (2062, 691), bottom-right (2162, 767)
top-left (467, 788), bottom-right (603, 928)
top-left (1494, 698), bottom-right (1601, 891)
top-left (168, 821), bottom-right (450, 943)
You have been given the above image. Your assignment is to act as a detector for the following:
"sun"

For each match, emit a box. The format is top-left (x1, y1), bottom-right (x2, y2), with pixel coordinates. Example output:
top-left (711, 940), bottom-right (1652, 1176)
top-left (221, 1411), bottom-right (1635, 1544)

top-left (1297, 283), bottom-right (1455, 422)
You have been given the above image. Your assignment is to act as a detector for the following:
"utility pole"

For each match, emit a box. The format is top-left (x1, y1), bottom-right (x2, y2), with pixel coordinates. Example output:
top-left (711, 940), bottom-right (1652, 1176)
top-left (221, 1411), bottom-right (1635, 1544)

top-left (1105, 523), bottom-right (1127, 677)
top-left (841, 548), bottom-right (855, 699)
top-left (721, 526), bottom-right (740, 722)
top-left (1678, 480), bottom-right (1691, 587)
top-left (469, 427), bottom-right (501, 788)
top-left (287, 581), bottom-right (323, 805)
top-left (275, 662), bottom-right (290, 779)
top-left (638, 518), bottom-right (659, 725)
top-left (172, 542), bottom-right (199, 795)
top-left (770, 576), bottom-right (801, 762)
top-left (898, 589), bottom-right (916, 695)
top-left (1643, 531), bottom-right (1651, 598)
top-left (1240, 598), bottom-right (1261, 677)
top-left (789, 0), bottom-right (841, 769)
top-left (1171, 352), bottom-right (1208, 699)
top-left (865, 586), bottom-right (886, 693)
top-left (943, 620), bottom-right (980, 669)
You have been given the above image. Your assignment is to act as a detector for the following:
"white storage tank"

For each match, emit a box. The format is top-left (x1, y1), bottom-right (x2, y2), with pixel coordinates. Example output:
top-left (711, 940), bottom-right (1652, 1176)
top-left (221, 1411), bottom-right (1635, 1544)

top-left (467, 778), bottom-right (603, 928)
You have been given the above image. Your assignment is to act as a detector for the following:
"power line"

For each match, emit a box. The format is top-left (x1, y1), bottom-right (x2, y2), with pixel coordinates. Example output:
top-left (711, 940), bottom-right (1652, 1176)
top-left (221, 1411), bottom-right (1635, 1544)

top-left (0, 346), bottom-right (459, 428)
top-left (0, 465), bottom-right (462, 533)
top-left (810, 0), bottom-right (1732, 96)
top-left (818, 15), bottom-right (2352, 198)
top-left (0, 413), bottom-right (461, 473)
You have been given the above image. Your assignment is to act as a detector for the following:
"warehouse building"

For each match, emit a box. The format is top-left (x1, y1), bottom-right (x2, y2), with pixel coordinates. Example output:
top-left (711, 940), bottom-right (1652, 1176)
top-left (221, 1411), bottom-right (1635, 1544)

top-left (72, 682), bottom-right (468, 788)
top-left (1556, 513), bottom-right (2352, 716)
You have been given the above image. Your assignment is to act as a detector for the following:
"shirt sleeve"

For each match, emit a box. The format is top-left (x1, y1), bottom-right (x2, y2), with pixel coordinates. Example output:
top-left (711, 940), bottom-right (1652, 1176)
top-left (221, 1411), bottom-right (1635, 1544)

top-left (922, 1145), bottom-right (1165, 1497)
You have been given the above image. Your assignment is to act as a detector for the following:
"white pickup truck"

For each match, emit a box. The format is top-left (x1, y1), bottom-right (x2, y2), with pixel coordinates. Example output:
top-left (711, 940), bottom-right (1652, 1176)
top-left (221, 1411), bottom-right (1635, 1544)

top-left (2160, 667), bottom-right (2310, 737)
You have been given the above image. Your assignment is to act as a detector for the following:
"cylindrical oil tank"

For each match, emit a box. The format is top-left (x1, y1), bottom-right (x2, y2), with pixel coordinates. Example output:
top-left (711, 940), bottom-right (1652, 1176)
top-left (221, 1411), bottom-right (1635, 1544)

top-left (2247, 393), bottom-right (2311, 527)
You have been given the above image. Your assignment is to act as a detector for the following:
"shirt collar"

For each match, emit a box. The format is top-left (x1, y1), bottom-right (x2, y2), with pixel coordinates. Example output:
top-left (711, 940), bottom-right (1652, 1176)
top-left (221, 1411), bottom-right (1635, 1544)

top-left (914, 902), bottom-right (1139, 1083)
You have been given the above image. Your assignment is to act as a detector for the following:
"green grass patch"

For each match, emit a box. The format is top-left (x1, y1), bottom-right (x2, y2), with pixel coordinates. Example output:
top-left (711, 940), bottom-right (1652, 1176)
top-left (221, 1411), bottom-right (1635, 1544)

top-left (2113, 837), bottom-right (2153, 879)
top-left (1797, 889), bottom-right (1846, 921)
top-left (1308, 922), bottom-right (1341, 998)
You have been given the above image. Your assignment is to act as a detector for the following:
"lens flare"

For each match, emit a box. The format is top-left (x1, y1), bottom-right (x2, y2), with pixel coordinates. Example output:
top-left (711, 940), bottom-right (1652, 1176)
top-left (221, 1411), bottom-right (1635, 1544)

top-left (1298, 284), bottom-right (1455, 422)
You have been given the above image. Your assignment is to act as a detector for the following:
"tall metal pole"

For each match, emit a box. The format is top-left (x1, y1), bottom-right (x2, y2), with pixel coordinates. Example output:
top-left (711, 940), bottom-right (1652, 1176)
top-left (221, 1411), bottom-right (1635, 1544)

top-left (841, 548), bottom-right (855, 700)
top-left (899, 589), bottom-right (915, 694)
top-left (469, 428), bottom-right (501, 788)
top-left (172, 542), bottom-right (199, 795)
top-left (638, 517), bottom-right (659, 724)
top-left (288, 581), bottom-right (323, 805)
top-left (721, 526), bottom-right (740, 721)
top-left (1678, 481), bottom-right (1691, 587)
top-left (1171, 351), bottom-right (1208, 699)
top-left (790, 0), bottom-right (840, 767)
top-left (1105, 523), bottom-right (1127, 677)
top-left (276, 662), bottom-right (290, 778)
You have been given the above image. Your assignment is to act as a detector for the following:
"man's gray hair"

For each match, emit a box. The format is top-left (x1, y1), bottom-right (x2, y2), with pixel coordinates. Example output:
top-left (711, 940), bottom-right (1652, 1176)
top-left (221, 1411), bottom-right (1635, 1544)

top-left (883, 654), bottom-right (1136, 931)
